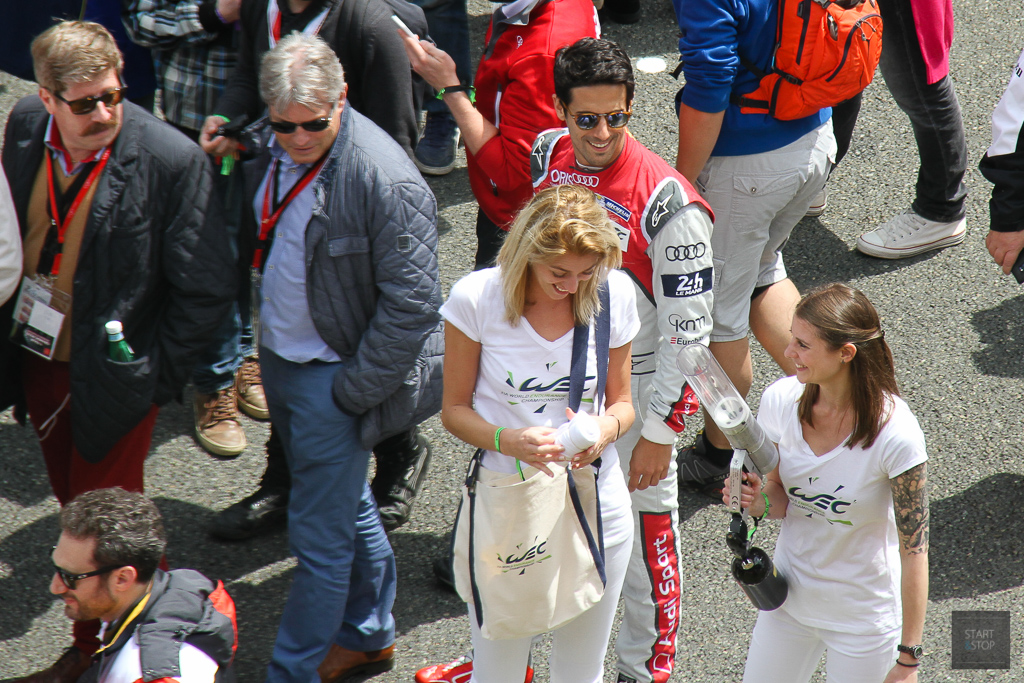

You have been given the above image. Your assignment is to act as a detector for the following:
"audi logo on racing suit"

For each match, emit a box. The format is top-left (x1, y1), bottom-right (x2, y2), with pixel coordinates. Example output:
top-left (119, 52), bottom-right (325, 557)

top-left (550, 169), bottom-right (599, 187)
top-left (664, 243), bottom-right (706, 261)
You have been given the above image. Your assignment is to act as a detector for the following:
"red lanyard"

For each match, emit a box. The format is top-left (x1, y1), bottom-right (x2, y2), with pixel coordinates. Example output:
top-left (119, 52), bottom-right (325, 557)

top-left (43, 147), bottom-right (111, 276)
top-left (252, 156), bottom-right (327, 269)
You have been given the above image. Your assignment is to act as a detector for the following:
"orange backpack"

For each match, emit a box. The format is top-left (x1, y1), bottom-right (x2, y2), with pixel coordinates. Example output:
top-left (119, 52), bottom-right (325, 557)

top-left (732, 0), bottom-right (883, 120)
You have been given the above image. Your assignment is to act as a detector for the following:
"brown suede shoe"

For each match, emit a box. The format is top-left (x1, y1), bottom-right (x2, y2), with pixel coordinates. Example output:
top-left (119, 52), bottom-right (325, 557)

top-left (235, 357), bottom-right (269, 420)
top-left (10, 646), bottom-right (92, 683)
top-left (193, 388), bottom-right (246, 457)
top-left (318, 644), bottom-right (395, 683)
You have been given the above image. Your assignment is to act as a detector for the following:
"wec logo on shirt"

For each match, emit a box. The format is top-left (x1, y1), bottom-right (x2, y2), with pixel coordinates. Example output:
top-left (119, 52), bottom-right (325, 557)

top-left (660, 268), bottom-right (712, 298)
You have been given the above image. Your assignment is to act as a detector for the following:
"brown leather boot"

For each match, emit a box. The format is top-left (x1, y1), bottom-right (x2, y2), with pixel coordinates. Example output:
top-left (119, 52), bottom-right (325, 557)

top-left (10, 646), bottom-right (92, 683)
top-left (235, 357), bottom-right (269, 420)
top-left (193, 387), bottom-right (246, 457)
top-left (317, 644), bottom-right (394, 683)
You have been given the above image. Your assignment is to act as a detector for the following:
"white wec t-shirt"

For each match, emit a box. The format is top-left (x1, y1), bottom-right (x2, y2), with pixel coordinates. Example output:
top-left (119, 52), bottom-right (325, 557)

top-left (757, 376), bottom-right (927, 635)
top-left (441, 267), bottom-right (641, 546)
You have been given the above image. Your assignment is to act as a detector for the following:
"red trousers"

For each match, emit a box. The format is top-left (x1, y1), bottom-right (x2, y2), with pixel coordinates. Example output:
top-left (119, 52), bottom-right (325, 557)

top-left (22, 353), bottom-right (160, 653)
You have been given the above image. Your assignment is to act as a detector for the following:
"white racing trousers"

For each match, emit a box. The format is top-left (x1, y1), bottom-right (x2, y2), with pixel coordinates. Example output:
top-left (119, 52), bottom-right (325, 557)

top-left (614, 365), bottom-right (683, 683)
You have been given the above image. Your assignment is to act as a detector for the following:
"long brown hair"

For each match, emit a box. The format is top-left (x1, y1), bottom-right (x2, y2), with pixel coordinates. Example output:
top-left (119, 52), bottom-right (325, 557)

top-left (795, 283), bottom-right (898, 448)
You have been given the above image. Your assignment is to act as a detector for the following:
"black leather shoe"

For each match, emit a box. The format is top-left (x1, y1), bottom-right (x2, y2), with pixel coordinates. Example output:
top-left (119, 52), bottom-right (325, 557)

top-left (432, 552), bottom-right (456, 594)
top-left (210, 486), bottom-right (289, 540)
top-left (372, 432), bottom-right (432, 532)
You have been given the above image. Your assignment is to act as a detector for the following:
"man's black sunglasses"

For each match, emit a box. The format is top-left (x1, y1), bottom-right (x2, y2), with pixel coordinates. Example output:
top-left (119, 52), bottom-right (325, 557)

top-left (565, 109), bottom-right (632, 131)
top-left (53, 563), bottom-right (126, 590)
top-left (269, 104), bottom-right (337, 135)
top-left (53, 87), bottom-right (125, 115)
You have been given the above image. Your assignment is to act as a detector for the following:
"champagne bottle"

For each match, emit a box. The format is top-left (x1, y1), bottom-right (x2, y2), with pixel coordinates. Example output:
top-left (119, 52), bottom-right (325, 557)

top-left (105, 321), bottom-right (135, 362)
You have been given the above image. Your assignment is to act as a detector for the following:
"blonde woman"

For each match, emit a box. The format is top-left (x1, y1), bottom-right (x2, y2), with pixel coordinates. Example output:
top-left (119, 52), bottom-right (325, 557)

top-left (434, 185), bottom-right (638, 682)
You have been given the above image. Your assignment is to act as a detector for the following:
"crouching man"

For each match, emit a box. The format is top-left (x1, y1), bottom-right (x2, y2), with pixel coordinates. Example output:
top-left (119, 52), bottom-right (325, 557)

top-left (49, 488), bottom-right (237, 683)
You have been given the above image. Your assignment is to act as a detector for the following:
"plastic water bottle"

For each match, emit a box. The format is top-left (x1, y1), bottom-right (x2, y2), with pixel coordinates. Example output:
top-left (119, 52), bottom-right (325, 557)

top-left (554, 411), bottom-right (601, 456)
top-left (105, 321), bottom-right (135, 362)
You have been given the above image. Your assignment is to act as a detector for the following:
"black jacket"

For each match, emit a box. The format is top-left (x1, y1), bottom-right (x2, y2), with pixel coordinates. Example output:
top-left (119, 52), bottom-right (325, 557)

top-left (214, 0), bottom-right (427, 157)
top-left (78, 569), bottom-right (237, 683)
top-left (0, 97), bottom-right (236, 462)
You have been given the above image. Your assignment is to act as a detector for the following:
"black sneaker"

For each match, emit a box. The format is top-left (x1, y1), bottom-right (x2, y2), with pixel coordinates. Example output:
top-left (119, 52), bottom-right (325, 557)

top-left (676, 433), bottom-right (729, 502)
top-left (415, 111), bottom-right (460, 176)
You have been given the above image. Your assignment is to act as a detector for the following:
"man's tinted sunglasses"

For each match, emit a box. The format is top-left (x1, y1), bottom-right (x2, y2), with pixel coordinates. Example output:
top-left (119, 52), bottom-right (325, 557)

top-left (269, 104), bottom-right (337, 135)
top-left (567, 110), bottom-right (632, 131)
top-left (54, 87), bottom-right (125, 115)
top-left (53, 563), bottom-right (126, 590)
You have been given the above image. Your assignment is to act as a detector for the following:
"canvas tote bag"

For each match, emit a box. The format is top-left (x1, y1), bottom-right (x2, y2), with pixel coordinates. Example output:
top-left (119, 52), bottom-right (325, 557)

top-left (452, 285), bottom-right (610, 640)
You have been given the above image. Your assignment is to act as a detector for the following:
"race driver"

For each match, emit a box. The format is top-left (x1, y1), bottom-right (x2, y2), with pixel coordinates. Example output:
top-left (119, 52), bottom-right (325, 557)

top-left (532, 37), bottom-right (714, 683)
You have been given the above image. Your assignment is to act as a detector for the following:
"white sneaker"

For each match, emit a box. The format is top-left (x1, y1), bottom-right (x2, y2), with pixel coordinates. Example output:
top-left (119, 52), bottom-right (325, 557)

top-left (856, 211), bottom-right (966, 259)
top-left (805, 186), bottom-right (828, 218)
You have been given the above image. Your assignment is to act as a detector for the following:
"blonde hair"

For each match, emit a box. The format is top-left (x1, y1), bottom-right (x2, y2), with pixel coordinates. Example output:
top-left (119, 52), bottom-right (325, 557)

top-left (496, 185), bottom-right (622, 326)
top-left (32, 21), bottom-right (123, 95)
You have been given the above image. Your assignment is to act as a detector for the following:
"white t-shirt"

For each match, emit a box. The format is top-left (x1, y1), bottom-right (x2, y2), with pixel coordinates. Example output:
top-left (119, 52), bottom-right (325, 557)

top-left (97, 635), bottom-right (218, 683)
top-left (758, 376), bottom-right (927, 635)
top-left (441, 267), bottom-right (641, 546)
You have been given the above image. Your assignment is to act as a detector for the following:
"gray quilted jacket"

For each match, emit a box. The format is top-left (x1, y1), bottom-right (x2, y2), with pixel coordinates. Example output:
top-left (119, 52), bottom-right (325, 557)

top-left (245, 105), bottom-right (444, 448)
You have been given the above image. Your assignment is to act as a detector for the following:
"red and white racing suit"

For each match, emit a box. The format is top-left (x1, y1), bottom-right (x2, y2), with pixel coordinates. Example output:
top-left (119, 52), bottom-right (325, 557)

top-left (533, 129), bottom-right (714, 683)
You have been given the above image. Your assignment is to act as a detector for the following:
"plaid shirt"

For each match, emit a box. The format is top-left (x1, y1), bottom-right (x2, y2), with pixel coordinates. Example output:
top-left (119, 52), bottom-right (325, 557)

top-left (124, 0), bottom-right (238, 133)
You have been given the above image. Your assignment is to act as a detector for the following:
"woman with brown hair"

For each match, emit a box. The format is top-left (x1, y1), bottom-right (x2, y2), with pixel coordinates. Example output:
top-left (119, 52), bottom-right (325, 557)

top-left (727, 283), bottom-right (929, 683)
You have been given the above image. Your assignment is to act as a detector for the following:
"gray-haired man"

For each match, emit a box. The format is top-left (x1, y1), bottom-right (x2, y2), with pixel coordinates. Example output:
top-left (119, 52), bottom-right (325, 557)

top-left (247, 33), bottom-right (442, 683)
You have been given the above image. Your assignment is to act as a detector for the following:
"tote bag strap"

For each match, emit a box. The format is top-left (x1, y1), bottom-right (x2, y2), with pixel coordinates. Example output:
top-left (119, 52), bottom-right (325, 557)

top-left (461, 449), bottom-right (485, 628)
top-left (567, 282), bottom-right (611, 413)
top-left (565, 282), bottom-right (610, 585)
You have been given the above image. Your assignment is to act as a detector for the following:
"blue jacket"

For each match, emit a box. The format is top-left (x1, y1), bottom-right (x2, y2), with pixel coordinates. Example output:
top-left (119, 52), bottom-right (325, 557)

top-left (673, 0), bottom-right (830, 156)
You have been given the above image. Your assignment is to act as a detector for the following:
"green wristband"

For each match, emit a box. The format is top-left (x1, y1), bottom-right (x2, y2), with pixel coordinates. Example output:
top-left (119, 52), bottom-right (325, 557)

top-left (760, 491), bottom-right (771, 517)
top-left (494, 426), bottom-right (505, 453)
top-left (436, 84), bottom-right (476, 103)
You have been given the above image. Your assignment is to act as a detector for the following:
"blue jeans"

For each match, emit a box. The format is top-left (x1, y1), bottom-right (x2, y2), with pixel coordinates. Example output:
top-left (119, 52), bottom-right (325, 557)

top-left (193, 168), bottom-right (254, 393)
top-left (834, 0), bottom-right (967, 222)
top-left (261, 349), bottom-right (397, 683)
top-left (410, 0), bottom-right (471, 115)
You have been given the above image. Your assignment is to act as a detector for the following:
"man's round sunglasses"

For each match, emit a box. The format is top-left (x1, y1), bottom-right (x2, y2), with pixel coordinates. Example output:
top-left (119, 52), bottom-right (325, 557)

top-left (566, 109), bottom-right (632, 131)
top-left (52, 87), bottom-right (125, 116)
top-left (269, 104), bottom-right (337, 135)
top-left (53, 563), bottom-right (127, 590)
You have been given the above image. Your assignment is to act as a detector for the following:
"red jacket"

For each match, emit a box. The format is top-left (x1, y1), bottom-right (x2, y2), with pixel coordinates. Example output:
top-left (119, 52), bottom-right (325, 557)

top-left (468, 0), bottom-right (599, 228)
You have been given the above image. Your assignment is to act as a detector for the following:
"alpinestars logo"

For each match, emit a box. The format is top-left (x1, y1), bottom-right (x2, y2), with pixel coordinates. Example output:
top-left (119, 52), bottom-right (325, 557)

top-left (642, 179), bottom-right (685, 242)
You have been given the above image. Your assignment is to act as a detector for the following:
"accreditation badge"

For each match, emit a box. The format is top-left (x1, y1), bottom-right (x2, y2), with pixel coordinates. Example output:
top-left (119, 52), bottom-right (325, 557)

top-left (10, 275), bottom-right (71, 360)
top-left (249, 266), bottom-right (263, 351)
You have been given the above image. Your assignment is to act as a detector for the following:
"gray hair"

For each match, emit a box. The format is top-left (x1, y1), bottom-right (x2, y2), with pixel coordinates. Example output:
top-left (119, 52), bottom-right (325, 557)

top-left (259, 33), bottom-right (346, 112)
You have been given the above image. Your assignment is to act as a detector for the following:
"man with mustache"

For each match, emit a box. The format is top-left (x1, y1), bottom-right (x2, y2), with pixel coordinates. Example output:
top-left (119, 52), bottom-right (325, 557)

top-left (0, 20), bottom-right (234, 683)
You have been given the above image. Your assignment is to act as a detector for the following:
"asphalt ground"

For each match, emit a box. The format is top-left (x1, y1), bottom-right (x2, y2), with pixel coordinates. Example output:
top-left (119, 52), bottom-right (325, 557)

top-left (3, 0), bottom-right (1024, 680)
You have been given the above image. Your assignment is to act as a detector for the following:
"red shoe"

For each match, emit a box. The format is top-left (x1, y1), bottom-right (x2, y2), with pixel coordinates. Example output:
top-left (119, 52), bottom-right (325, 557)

top-left (415, 657), bottom-right (534, 683)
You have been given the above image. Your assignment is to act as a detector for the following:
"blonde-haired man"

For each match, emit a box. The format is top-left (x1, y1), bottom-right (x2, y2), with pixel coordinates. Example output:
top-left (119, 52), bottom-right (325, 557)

top-left (1, 21), bottom-right (234, 682)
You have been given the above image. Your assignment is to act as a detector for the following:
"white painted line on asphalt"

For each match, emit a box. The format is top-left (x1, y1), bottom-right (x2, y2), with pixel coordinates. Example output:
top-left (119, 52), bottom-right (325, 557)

top-left (636, 57), bottom-right (667, 74)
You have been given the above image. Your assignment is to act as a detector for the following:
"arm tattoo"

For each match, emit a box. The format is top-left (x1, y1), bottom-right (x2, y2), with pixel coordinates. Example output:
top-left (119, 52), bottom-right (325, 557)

top-left (891, 462), bottom-right (929, 555)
